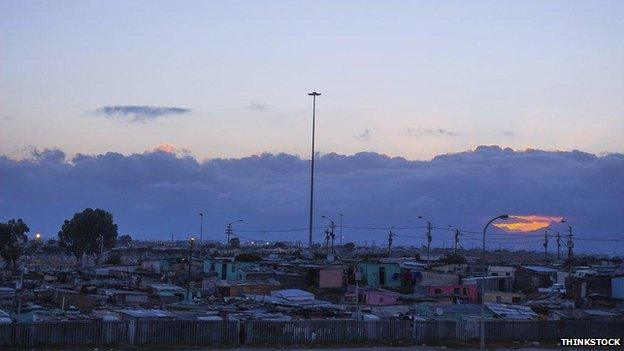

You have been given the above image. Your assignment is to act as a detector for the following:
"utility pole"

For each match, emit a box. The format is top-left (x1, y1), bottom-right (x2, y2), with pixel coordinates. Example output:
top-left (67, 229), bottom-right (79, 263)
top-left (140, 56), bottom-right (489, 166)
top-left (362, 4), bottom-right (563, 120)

top-left (354, 267), bottom-right (361, 321)
top-left (187, 237), bottom-right (195, 303)
top-left (226, 224), bottom-right (232, 250)
top-left (339, 213), bottom-right (344, 245)
top-left (561, 219), bottom-right (574, 297)
top-left (387, 227), bottom-right (394, 257)
top-left (198, 213), bottom-right (204, 243)
top-left (330, 221), bottom-right (336, 254)
top-left (307, 92), bottom-right (321, 249)
top-left (324, 228), bottom-right (331, 254)
top-left (225, 219), bottom-right (243, 255)
top-left (556, 232), bottom-right (561, 261)
top-left (449, 225), bottom-right (460, 255)
top-left (543, 229), bottom-right (549, 262)
top-left (418, 216), bottom-right (433, 268)
top-left (321, 215), bottom-right (336, 255)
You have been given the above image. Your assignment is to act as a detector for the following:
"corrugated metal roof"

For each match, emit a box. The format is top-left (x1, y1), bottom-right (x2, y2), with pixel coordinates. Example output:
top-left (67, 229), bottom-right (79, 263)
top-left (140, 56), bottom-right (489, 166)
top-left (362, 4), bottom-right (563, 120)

top-left (522, 265), bottom-right (557, 273)
top-left (485, 303), bottom-right (537, 320)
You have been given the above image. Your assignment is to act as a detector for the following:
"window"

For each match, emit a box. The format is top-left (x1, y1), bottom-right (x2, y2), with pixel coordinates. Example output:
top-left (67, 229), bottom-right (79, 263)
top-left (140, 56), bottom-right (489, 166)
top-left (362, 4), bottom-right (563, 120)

top-left (453, 288), bottom-right (460, 295)
top-left (434, 288), bottom-right (442, 295)
top-left (462, 288), bottom-right (467, 295)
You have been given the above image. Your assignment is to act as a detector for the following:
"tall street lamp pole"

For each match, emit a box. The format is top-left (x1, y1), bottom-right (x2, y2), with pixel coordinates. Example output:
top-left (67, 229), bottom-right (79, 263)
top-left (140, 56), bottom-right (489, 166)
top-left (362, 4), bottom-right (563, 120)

top-left (480, 214), bottom-right (509, 351)
top-left (418, 216), bottom-right (433, 267)
top-left (308, 92), bottom-right (321, 249)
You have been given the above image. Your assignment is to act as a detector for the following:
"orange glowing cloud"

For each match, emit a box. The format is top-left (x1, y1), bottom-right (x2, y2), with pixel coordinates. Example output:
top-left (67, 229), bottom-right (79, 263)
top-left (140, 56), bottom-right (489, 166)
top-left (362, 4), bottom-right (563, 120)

top-left (154, 143), bottom-right (176, 154)
top-left (493, 215), bottom-right (563, 233)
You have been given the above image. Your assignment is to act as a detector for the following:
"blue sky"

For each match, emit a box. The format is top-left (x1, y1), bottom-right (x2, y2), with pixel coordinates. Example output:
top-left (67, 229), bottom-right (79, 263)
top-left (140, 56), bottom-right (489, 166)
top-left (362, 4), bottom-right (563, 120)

top-left (2, 1), bottom-right (623, 160)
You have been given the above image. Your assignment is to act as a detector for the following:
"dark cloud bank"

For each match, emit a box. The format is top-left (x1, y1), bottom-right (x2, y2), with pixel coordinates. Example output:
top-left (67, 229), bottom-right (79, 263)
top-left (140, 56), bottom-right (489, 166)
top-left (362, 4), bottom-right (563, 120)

top-left (93, 105), bottom-right (191, 122)
top-left (1, 146), bottom-right (622, 254)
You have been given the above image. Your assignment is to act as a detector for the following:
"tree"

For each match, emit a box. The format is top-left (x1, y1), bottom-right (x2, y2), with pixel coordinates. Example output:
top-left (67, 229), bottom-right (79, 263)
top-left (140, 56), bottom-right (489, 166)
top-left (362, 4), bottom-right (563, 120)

top-left (442, 253), bottom-right (466, 264)
top-left (117, 234), bottom-right (133, 247)
top-left (343, 242), bottom-right (356, 251)
top-left (58, 208), bottom-right (118, 263)
top-left (272, 241), bottom-right (288, 249)
top-left (0, 219), bottom-right (30, 268)
top-left (105, 252), bottom-right (123, 265)
top-left (234, 253), bottom-right (262, 262)
top-left (229, 237), bottom-right (240, 249)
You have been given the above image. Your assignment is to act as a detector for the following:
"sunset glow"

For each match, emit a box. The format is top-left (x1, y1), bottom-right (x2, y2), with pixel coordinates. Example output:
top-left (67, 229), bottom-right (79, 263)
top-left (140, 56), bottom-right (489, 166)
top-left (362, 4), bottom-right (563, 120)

top-left (154, 143), bottom-right (176, 154)
top-left (493, 215), bottom-right (563, 233)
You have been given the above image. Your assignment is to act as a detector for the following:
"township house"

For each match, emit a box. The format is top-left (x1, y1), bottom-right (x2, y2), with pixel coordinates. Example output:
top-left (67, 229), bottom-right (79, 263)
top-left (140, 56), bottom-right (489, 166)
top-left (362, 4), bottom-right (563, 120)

top-left (427, 284), bottom-right (478, 303)
top-left (147, 283), bottom-right (186, 303)
top-left (348, 286), bottom-right (400, 306)
top-left (216, 279), bottom-right (281, 297)
top-left (515, 266), bottom-right (558, 293)
top-left (357, 261), bottom-right (402, 288)
top-left (203, 257), bottom-right (256, 280)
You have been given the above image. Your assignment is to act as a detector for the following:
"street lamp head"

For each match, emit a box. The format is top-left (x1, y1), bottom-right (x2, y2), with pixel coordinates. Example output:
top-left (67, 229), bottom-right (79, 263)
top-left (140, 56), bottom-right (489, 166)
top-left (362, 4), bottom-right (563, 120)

top-left (499, 214), bottom-right (509, 220)
top-left (418, 215), bottom-right (423, 219)
top-left (561, 219), bottom-right (566, 223)
top-left (308, 92), bottom-right (321, 96)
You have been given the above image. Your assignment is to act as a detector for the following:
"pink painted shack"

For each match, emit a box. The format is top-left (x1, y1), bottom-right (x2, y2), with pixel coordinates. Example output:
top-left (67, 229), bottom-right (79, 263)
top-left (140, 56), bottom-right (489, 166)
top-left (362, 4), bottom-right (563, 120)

top-left (351, 286), bottom-right (400, 306)
top-left (427, 284), bottom-right (478, 303)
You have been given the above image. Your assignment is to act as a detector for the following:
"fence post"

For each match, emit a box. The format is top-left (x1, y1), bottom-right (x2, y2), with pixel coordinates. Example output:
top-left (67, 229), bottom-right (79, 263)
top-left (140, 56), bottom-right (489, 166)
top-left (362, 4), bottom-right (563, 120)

top-left (127, 320), bottom-right (136, 345)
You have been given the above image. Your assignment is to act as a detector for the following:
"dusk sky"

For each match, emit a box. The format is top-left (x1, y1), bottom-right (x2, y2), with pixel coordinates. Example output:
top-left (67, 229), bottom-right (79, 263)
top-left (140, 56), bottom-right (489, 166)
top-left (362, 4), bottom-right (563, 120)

top-left (2, 1), bottom-right (623, 159)
top-left (1, 2), bottom-right (623, 252)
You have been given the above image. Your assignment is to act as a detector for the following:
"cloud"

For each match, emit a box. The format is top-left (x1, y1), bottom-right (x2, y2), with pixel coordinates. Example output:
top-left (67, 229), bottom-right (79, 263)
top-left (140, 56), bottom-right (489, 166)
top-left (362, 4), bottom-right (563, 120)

top-left (406, 128), bottom-right (460, 137)
top-left (93, 105), bottom-right (191, 123)
top-left (354, 129), bottom-right (372, 141)
top-left (247, 102), bottom-right (267, 111)
top-left (1, 146), bottom-right (622, 253)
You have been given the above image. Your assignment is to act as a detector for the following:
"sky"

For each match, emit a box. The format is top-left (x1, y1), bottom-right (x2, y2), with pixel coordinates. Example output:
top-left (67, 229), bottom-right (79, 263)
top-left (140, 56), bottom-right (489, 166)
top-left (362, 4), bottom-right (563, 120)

top-left (1, 1), bottom-right (623, 160)
top-left (1, 2), bottom-right (623, 253)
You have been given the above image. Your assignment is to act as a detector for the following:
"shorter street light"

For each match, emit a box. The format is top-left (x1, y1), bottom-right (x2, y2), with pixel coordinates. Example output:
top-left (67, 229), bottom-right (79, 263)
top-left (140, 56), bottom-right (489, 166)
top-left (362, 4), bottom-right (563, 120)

top-left (480, 214), bottom-right (509, 351)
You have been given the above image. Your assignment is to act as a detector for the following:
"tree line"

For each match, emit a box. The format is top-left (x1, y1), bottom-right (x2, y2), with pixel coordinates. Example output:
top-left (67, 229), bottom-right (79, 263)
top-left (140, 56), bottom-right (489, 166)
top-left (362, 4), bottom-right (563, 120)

top-left (0, 208), bottom-right (119, 268)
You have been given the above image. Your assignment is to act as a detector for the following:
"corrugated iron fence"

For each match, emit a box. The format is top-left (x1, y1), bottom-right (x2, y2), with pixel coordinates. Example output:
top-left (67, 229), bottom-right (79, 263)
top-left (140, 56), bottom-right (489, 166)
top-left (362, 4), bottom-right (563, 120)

top-left (1, 319), bottom-right (623, 348)
top-left (243, 320), bottom-right (412, 344)
top-left (0, 320), bottom-right (128, 347)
